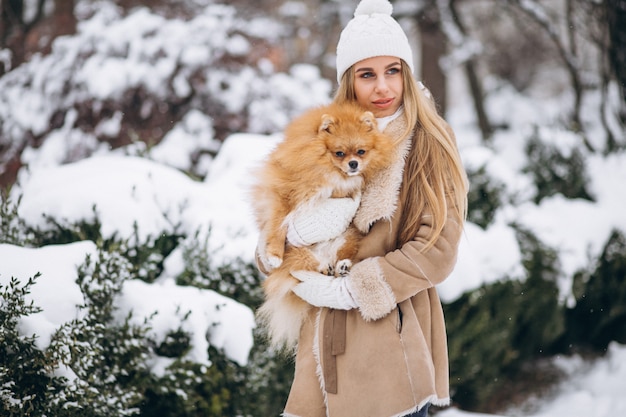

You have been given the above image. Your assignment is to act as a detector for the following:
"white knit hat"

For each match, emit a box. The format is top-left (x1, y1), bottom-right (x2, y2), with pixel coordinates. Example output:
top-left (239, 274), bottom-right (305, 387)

top-left (336, 0), bottom-right (414, 83)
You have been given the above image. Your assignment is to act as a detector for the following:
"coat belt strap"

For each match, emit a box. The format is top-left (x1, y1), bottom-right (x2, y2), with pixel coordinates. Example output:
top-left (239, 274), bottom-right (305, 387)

top-left (322, 309), bottom-right (347, 394)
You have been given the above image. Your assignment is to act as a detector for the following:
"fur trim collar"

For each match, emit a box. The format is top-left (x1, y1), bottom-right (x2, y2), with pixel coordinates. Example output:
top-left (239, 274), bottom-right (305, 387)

top-left (353, 114), bottom-right (412, 233)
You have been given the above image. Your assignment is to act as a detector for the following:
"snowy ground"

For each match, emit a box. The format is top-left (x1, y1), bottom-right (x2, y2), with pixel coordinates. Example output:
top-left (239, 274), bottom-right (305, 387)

top-left (1, 3), bottom-right (625, 416)
top-left (440, 342), bottom-right (626, 417)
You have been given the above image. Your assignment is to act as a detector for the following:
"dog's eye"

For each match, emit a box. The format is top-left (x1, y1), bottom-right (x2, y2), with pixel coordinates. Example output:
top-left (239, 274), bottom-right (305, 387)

top-left (357, 149), bottom-right (366, 155)
top-left (335, 151), bottom-right (345, 157)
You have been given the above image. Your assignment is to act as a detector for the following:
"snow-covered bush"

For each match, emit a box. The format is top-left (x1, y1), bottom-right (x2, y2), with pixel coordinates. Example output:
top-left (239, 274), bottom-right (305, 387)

top-left (0, 197), bottom-right (35, 246)
top-left (523, 128), bottom-right (594, 204)
top-left (568, 230), bottom-right (626, 350)
top-left (466, 165), bottom-right (506, 229)
top-left (0, 2), bottom-right (331, 186)
top-left (0, 255), bottom-right (149, 417)
top-left (0, 274), bottom-right (58, 416)
top-left (445, 225), bottom-right (564, 411)
top-left (176, 229), bottom-right (264, 309)
top-left (45, 249), bottom-right (149, 416)
top-left (0, 192), bottom-right (288, 416)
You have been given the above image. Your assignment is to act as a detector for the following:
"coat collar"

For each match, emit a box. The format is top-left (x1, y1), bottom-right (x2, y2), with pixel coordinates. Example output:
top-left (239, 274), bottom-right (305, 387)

top-left (353, 114), bottom-right (412, 233)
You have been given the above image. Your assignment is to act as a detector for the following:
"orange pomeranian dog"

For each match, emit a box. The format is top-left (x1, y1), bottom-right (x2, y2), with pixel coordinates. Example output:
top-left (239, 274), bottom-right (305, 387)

top-left (250, 102), bottom-right (395, 350)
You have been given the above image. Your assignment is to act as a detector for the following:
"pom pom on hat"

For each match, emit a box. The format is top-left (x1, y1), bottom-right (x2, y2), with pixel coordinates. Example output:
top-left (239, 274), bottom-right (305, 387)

top-left (336, 0), bottom-right (414, 83)
top-left (354, 0), bottom-right (393, 16)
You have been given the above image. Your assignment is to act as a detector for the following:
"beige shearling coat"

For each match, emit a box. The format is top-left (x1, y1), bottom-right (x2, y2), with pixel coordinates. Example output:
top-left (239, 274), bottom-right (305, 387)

top-left (280, 114), bottom-right (464, 417)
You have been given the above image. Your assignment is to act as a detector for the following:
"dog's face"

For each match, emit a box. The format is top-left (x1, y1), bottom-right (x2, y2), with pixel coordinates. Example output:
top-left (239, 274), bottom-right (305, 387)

top-left (318, 110), bottom-right (383, 177)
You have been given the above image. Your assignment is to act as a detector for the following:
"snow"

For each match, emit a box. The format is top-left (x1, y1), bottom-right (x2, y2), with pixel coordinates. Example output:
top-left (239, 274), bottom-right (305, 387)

top-left (16, 155), bottom-right (212, 241)
top-left (0, 241), bottom-right (96, 350)
top-left (150, 109), bottom-right (219, 174)
top-left (439, 220), bottom-right (524, 302)
top-left (504, 343), bottom-right (626, 417)
top-left (436, 344), bottom-right (626, 417)
top-left (116, 278), bottom-right (254, 368)
top-left (1, 3), bottom-right (625, 416)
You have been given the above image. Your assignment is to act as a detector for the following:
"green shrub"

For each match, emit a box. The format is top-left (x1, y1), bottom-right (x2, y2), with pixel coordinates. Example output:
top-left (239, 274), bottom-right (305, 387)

top-left (523, 128), bottom-right (594, 203)
top-left (140, 355), bottom-right (236, 417)
top-left (445, 226), bottom-right (564, 411)
top-left (512, 227), bottom-right (565, 357)
top-left (45, 248), bottom-right (151, 416)
top-left (238, 327), bottom-right (294, 417)
top-left (446, 280), bottom-right (522, 410)
top-left (0, 274), bottom-right (61, 416)
top-left (466, 165), bottom-right (506, 229)
top-left (174, 229), bottom-right (293, 415)
top-left (1, 197), bottom-right (294, 416)
top-left (30, 208), bottom-right (182, 285)
top-left (567, 229), bottom-right (626, 350)
top-left (31, 206), bottom-right (106, 248)
top-left (0, 195), bottom-right (35, 245)
top-left (125, 224), bottom-right (182, 284)
top-left (176, 229), bottom-right (264, 309)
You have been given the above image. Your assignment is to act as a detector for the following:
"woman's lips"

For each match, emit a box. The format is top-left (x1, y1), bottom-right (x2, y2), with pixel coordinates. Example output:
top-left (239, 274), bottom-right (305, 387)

top-left (372, 98), bottom-right (394, 109)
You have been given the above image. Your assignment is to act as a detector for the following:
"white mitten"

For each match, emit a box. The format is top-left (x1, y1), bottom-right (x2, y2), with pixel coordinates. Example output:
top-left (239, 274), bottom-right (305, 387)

top-left (291, 270), bottom-right (358, 310)
top-left (286, 197), bottom-right (360, 247)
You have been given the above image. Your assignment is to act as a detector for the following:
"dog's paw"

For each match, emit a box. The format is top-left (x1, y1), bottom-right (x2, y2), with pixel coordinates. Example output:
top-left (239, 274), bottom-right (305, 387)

top-left (267, 255), bottom-right (283, 269)
top-left (320, 264), bottom-right (335, 276)
top-left (335, 259), bottom-right (352, 276)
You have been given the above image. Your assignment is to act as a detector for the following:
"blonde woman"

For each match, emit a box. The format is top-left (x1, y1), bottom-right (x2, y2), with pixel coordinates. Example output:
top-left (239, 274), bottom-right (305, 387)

top-left (256, 0), bottom-right (468, 416)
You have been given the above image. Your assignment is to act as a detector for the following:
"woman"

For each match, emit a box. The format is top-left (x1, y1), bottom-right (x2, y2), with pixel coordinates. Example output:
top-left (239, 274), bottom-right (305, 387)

top-left (257, 0), bottom-right (468, 416)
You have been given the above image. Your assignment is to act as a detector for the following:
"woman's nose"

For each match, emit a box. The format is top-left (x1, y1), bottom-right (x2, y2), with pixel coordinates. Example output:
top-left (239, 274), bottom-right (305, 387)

top-left (374, 78), bottom-right (389, 93)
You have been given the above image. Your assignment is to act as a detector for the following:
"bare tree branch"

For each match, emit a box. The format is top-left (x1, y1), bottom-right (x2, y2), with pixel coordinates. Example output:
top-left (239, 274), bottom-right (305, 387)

top-left (440, 0), bottom-right (493, 141)
top-left (508, 0), bottom-right (593, 151)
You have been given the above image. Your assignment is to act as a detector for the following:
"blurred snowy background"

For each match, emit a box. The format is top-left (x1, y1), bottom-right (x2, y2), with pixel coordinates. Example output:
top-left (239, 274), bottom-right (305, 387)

top-left (0, 0), bottom-right (625, 416)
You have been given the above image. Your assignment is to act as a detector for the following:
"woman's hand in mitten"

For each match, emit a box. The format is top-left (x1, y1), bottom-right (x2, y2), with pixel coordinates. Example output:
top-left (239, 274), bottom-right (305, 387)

top-left (291, 270), bottom-right (358, 310)
top-left (286, 196), bottom-right (360, 247)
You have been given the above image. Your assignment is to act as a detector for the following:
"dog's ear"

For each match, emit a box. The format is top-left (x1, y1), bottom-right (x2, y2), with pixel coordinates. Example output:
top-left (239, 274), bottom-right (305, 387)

top-left (319, 114), bottom-right (335, 133)
top-left (360, 111), bottom-right (377, 131)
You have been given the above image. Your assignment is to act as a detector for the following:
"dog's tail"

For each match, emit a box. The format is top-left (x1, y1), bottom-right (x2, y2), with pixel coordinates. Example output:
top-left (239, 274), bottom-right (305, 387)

top-left (256, 268), bottom-right (311, 352)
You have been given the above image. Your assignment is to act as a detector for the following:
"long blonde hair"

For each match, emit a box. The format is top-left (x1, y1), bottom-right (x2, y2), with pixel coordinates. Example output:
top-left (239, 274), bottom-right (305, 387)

top-left (334, 61), bottom-right (468, 250)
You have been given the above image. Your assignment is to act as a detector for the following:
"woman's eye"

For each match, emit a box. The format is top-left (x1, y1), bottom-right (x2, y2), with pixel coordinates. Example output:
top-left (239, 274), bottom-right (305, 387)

top-left (335, 151), bottom-right (345, 157)
top-left (360, 72), bottom-right (374, 79)
top-left (357, 149), bottom-right (366, 155)
top-left (387, 67), bottom-right (400, 75)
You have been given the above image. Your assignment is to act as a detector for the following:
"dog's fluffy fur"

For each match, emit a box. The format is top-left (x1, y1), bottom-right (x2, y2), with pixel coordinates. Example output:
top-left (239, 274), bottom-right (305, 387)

top-left (251, 102), bottom-right (395, 350)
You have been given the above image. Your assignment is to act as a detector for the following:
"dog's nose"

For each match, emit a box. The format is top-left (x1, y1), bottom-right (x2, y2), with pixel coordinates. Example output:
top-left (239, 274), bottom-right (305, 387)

top-left (349, 160), bottom-right (358, 170)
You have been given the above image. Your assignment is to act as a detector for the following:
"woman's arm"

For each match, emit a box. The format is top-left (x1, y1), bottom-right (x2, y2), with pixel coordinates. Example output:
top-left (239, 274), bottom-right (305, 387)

top-left (290, 209), bottom-right (463, 319)
top-left (348, 210), bottom-right (464, 321)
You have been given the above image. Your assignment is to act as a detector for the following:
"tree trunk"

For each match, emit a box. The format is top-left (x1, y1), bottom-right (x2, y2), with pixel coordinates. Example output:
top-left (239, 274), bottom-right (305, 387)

top-left (0, 0), bottom-right (49, 73)
top-left (416, 4), bottom-right (447, 115)
top-left (53, 0), bottom-right (76, 39)
top-left (1, 0), bottom-right (26, 72)
top-left (449, 0), bottom-right (492, 141)
top-left (464, 59), bottom-right (492, 140)
top-left (605, 0), bottom-right (626, 123)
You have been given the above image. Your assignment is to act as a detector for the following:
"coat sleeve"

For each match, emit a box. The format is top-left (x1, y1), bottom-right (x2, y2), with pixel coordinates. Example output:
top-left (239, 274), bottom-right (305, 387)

top-left (348, 210), bottom-right (463, 321)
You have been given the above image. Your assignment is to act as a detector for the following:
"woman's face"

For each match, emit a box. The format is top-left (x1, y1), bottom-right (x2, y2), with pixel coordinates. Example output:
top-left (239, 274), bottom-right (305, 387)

top-left (352, 55), bottom-right (404, 118)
